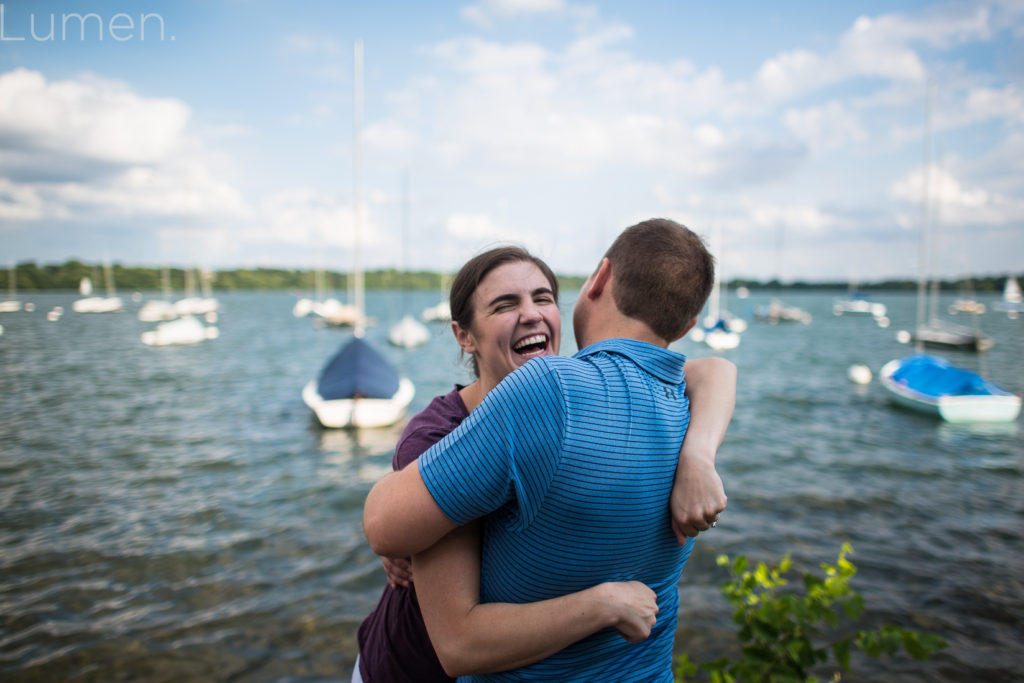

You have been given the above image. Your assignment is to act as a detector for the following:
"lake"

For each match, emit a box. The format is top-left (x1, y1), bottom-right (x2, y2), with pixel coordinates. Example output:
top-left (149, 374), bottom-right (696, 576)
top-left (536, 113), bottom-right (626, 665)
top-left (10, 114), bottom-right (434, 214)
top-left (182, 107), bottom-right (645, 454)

top-left (1, 289), bottom-right (1021, 682)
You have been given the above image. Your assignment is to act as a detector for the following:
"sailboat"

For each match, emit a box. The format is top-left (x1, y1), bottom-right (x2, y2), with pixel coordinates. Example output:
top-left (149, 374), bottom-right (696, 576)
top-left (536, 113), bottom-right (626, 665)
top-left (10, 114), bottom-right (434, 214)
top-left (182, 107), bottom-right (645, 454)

top-left (901, 130), bottom-right (992, 351)
top-left (72, 262), bottom-right (123, 313)
top-left (994, 276), bottom-right (1022, 319)
top-left (690, 234), bottom-right (741, 350)
top-left (947, 277), bottom-right (986, 316)
top-left (753, 298), bottom-right (812, 324)
top-left (882, 85), bottom-right (1019, 423)
top-left (174, 268), bottom-right (220, 320)
top-left (0, 264), bottom-right (23, 313)
top-left (388, 171), bottom-right (430, 349)
top-left (303, 41), bottom-right (414, 429)
top-left (832, 280), bottom-right (888, 325)
top-left (141, 315), bottom-right (220, 346)
top-left (138, 266), bottom-right (178, 322)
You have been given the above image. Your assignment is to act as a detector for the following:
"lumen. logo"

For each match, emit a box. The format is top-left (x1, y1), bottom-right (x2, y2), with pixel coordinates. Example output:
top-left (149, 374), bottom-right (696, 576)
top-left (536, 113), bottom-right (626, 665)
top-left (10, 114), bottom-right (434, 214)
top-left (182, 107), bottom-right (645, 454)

top-left (0, 4), bottom-right (173, 42)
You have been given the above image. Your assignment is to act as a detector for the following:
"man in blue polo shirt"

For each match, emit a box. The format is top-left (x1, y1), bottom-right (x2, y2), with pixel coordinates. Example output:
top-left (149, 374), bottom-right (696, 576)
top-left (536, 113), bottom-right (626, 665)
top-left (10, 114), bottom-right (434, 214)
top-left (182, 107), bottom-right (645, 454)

top-left (364, 218), bottom-right (717, 681)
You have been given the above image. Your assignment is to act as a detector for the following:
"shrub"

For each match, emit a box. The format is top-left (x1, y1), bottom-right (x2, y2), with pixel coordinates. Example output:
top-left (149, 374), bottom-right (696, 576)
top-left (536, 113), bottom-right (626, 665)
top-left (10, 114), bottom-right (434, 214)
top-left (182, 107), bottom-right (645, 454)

top-left (675, 543), bottom-right (946, 682)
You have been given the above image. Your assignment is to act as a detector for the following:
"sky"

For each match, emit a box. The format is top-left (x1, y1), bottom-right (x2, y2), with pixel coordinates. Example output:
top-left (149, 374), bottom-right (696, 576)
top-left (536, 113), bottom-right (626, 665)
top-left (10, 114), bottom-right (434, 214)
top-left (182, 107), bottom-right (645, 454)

top-left (0, 0), bottom-right (1022, 282)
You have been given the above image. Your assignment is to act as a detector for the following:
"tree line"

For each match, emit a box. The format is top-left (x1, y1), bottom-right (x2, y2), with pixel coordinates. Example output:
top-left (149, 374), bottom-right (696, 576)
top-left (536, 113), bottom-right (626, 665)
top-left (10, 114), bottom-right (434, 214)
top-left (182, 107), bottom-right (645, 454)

top-left (3, 259), bottom-right (1018, 293)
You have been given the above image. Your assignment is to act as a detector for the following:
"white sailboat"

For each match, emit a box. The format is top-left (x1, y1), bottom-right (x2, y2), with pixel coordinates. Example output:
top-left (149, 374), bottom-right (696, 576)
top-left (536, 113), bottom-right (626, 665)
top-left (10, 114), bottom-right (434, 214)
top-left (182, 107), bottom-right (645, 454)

top-left (141, 315), bottom-right (219, 346)
top-left (173, 268), bottom-right (220, 320)
top-left (389, 171), bottom-right (430, 349)
top-left (0, 264), bottom-right (23, 313)
top-left (994, 276), bottom-right (1022, 319)
top-left (73, 262), bottom-right (123, 313)
top-left (421, 299), bottom-right (452, 323)
top-left (691, 263), bottom-right (741, 350)
top-left (304, 41), bottom-right (414, 428)
top-left (832, 280), bottom-right (888, 325)
top-left (138, 266), bottom-right (178, 322)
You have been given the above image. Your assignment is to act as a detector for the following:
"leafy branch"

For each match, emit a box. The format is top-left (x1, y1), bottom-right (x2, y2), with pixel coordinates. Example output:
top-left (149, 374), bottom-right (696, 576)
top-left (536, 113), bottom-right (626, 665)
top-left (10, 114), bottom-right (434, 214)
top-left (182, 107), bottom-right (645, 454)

top-left (675, 543), bottom-right (946, 682)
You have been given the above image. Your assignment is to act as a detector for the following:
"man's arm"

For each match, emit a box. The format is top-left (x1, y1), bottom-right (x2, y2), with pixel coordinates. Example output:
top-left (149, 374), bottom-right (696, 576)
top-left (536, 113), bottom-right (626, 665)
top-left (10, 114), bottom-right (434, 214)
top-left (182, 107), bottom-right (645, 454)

top-left (362, 459), bottom-right (458, 558)
top-left (413, 522), bottom-right (659, 677)
top-left (671, 356), bottom-right (736, 543)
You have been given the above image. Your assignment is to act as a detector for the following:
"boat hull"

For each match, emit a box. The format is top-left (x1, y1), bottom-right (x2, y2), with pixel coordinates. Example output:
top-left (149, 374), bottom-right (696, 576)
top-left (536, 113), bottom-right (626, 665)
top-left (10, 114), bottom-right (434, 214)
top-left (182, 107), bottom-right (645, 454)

top-left (880, 358), bottom-right (1021, 423)
top-left (303, 377), bottom-right (414, 429)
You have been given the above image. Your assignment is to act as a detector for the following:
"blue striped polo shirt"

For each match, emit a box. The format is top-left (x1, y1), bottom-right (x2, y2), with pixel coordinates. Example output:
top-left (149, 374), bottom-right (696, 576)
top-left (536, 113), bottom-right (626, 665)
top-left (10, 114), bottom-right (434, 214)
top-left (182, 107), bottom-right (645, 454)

top-left (418, 338), bottom-right (695, 682)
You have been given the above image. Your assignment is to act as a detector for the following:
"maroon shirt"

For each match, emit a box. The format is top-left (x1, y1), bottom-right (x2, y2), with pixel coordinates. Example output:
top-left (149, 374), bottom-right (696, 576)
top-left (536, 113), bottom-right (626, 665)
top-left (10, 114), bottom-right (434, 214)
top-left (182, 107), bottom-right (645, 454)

top-left (356, 387), bottom-right (469, 683)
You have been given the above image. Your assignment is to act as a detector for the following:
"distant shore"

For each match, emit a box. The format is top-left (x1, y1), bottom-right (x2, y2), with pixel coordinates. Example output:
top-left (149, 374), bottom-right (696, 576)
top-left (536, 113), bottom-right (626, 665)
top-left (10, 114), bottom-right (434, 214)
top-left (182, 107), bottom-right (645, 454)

top-left (5, 259), bottom-right (1021, 294)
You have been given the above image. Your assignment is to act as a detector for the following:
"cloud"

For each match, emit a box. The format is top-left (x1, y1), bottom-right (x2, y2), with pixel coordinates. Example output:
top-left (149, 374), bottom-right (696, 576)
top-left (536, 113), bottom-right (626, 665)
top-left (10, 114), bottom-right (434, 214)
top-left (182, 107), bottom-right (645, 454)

top-left (0, 69), bottom-right (246, 232)
top-left (461, 0), bottom-right (568, 28)
top-left (0, 68), bottom-right (189, 173)
top-left (363, 120), bottom-right (418, 152)
top-left (784, 101), bottom-right (869, 152)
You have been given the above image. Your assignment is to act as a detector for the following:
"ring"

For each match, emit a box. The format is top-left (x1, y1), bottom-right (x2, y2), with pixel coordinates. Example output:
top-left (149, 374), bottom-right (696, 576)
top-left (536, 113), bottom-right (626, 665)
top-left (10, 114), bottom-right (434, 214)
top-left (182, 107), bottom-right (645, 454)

top-left (710, 521), bottom-right (718, 528)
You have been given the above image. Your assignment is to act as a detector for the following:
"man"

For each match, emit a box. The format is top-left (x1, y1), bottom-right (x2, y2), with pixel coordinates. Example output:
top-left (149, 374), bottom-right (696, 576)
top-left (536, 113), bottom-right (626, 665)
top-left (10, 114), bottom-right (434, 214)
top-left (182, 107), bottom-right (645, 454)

top-left (364, 218), bottom-right (728, 681)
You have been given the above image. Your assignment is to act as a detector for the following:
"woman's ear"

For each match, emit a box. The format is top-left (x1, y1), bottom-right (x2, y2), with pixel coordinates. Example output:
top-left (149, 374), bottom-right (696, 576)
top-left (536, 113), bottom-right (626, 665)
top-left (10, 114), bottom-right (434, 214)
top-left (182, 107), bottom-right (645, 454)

top-left (452, 320), bottom-right (477, 355)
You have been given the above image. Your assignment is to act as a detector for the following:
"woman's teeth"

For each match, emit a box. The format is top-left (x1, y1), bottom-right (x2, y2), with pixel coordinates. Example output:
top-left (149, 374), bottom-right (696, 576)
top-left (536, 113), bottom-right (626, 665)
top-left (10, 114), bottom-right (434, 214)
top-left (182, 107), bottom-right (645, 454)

top-left (513, 334), bottom-right (548, 356)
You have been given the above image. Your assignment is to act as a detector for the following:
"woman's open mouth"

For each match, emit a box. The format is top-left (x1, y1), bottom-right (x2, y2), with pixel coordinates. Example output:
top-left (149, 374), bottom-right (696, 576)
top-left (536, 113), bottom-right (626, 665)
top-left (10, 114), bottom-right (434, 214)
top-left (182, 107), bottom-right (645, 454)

top-left (512, 334), bottom-right (549, 358)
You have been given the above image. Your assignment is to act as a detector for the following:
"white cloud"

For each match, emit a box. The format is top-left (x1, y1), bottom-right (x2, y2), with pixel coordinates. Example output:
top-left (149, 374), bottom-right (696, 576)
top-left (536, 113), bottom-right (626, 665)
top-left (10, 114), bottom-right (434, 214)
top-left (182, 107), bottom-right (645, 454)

top-left (0, 68), bottom-right (189, 168)
top-left (0, 178), bottom-right (57, 221)
top-left (363, 120), bottom-right (418, 152)
top-left (280, 33), bottom-right (344, 57)
top-left (461, 0), bottom-right (568, 28)
top-left (445, 212), bottom-right (510, 241)
top-left (889, 162), bottom-right (1024, 228)
top-left (784, 101), bottom-right (869, 152)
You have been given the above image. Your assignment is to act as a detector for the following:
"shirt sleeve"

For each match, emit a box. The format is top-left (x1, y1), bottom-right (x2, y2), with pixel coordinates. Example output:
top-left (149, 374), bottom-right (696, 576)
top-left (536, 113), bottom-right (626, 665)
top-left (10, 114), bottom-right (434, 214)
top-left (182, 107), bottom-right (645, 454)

top-left (418, 359), bottom-right (566, 528)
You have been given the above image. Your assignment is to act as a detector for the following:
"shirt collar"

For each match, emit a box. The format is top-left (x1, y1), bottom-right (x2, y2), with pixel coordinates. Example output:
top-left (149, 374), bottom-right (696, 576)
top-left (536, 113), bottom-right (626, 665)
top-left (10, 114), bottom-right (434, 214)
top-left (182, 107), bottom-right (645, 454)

top-left (574, 338), bottom-right (687, 385)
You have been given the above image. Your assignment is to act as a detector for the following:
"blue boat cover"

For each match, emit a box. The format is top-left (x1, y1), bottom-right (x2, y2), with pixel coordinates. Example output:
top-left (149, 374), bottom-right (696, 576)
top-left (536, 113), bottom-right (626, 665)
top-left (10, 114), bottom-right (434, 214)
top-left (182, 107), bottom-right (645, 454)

top-left (709, 318), bottom-right (730, 332)
top-left (317, 336), bottom-right (400, 400)
top-left (891, 354), bottom-right (1008, 397)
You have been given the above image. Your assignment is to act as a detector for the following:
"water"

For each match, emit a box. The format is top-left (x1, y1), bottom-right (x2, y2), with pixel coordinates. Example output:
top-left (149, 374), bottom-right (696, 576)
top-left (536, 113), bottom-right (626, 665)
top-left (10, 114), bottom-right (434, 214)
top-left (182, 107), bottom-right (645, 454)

top-left (1, 290), bottom-right (1021, 682)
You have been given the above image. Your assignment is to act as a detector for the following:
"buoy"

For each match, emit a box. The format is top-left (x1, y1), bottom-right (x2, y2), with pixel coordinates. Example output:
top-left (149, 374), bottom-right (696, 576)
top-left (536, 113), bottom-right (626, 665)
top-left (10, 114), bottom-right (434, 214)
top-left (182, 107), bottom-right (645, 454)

top-left (896, 330), bottom-right (911, 344)
top-left (848, 364), bottom-right (872, 385)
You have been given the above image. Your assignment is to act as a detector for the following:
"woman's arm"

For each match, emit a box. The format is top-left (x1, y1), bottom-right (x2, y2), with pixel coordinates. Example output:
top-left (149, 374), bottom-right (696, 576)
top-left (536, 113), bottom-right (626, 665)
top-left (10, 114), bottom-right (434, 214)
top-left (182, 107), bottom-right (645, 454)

top-left (671, 356), bottom-right (736, 543)
top-left (413, 522), bottom-right (658, 677)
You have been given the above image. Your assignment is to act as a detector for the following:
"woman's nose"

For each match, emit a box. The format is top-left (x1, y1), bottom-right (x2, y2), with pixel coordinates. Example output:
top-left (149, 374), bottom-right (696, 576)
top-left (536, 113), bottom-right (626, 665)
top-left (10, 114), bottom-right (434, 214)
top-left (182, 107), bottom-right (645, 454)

top-left (520, 302), bottom-right (542, 323)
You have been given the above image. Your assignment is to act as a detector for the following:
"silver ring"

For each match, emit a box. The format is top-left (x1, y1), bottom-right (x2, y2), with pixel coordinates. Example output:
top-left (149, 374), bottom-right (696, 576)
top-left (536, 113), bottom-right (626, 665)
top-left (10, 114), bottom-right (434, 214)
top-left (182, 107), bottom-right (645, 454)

top-left (710, 520), bottom-right (718, 528)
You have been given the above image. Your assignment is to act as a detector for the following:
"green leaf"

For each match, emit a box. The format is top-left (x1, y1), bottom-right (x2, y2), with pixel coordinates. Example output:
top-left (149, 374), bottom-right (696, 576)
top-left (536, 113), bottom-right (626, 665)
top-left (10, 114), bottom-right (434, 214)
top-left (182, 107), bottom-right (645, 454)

top-left (833, 638), bottom-right (852, 670)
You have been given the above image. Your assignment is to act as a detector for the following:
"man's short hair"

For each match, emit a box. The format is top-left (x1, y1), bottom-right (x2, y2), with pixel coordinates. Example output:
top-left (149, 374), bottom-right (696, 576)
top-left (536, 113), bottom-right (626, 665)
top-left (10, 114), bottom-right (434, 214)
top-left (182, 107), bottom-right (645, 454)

top-left (602, 218), bottom-right (715, 341)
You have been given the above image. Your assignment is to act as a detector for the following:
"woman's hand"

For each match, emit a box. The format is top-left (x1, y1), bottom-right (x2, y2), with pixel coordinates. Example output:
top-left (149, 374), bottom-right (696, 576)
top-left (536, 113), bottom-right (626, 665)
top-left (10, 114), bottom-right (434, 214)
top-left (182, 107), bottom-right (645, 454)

top-left (382, 556), bottom-right (413, 589)
top-left (594, 581), bottom-right (659, 643)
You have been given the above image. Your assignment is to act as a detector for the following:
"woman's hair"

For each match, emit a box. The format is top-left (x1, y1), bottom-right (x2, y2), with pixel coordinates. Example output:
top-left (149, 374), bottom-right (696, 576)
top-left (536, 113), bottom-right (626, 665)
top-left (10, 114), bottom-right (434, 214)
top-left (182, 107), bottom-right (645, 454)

top-left (449, 245), bottom-right (559, 377)
top-left (602, 218), bottom-right (715, 342)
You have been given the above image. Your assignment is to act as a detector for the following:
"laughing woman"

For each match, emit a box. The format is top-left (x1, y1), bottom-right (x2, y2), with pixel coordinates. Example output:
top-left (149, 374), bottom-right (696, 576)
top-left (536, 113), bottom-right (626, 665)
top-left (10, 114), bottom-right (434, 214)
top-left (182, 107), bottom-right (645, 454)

top-left (354, 246), bottom-right (734, 682)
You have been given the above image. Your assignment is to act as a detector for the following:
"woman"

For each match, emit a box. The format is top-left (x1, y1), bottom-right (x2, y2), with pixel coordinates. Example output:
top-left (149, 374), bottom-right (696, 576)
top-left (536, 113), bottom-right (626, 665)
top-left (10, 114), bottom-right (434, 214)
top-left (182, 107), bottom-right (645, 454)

top-left (355, 246), bottom-right (733, 682)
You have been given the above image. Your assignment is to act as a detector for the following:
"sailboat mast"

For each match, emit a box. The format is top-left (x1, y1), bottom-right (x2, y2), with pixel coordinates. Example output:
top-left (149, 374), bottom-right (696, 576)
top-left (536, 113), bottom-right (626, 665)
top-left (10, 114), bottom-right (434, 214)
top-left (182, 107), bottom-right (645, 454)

top-left (352, 39), bottom-right (365, 337)
top-left (914, 82), bottom-right (933, 353)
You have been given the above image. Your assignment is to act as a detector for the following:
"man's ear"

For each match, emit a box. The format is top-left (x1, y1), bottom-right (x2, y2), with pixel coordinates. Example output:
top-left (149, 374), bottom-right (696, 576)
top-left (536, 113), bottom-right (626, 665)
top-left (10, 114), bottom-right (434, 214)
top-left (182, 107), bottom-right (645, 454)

top-left (452, 320), bottom-right (476, 354)
top-left (586, 258), bottom-right (612, 300)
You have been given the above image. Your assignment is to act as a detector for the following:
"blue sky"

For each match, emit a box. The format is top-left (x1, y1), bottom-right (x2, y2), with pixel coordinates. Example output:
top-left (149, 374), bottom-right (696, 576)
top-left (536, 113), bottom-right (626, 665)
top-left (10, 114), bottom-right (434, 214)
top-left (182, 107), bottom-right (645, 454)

top-left (1, 0), bottom-right (1022, 281)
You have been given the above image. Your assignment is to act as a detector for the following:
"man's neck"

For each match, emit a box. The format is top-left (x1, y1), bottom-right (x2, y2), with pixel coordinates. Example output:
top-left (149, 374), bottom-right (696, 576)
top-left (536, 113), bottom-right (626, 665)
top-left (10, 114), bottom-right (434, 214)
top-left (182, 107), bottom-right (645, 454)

top-left (578, 321), bottom-right (667, 350)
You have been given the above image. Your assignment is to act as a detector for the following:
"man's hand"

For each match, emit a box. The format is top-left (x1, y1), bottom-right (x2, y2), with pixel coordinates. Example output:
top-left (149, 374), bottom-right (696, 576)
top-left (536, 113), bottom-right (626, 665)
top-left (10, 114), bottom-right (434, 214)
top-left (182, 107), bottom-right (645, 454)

top-left (595, 581), bottom-right (659, 643)
top-left (382, 556), bottom-right (413, 589)
top-left (670, 452), bottom-right (727, 544)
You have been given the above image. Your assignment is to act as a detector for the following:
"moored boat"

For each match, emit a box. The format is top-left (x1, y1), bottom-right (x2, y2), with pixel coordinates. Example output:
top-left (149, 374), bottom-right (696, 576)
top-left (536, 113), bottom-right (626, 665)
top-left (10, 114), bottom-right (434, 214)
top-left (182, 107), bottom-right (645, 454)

top-left (880, 355), bottom-right (1021, 423)
top-left (303, 335), bottom-right (414, 428)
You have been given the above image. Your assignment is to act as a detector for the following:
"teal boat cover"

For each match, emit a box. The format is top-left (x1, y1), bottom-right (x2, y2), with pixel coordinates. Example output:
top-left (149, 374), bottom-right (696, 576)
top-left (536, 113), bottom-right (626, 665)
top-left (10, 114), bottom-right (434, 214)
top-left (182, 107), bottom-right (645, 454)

top-left (317, 336), bottom-right (400, 400)
top-left (891, 354), bottom-right (1009, 397)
